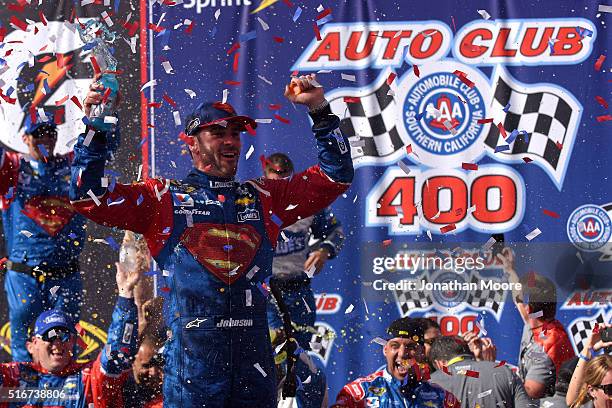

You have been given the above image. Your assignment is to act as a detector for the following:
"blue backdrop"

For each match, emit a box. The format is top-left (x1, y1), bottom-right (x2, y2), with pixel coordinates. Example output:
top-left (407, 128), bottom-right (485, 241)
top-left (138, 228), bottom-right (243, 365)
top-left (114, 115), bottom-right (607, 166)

top-left (146, 0), bottom-right (612, 399)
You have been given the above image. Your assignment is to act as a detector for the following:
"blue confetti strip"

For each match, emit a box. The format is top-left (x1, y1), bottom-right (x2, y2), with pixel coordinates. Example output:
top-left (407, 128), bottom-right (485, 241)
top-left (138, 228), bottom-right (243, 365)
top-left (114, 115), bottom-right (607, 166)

top-left (503, 103), bottom-right (511, 113)
top-left (42, 78), bottom-right (51, 95)
top-left (162, 226), bottom-right (171, 234)
top-left (506, 129), bottom-right (519, 144)
top-left (239, 30), bottom-right (256, 43)
top-left (271, 214), bottom-right (283, 227)
top-left (223, 245), bottom-right (233, 251)
top-left (114, 0), bottom-right (120, 13)
top-left (68, 232), bottom-right (77, 239)
top-left (316, 15), bottom-right (333, 26)
top-left (292, 6), bottom-right (303, 22)
top-left (519, 130), bottom-right (530, 144)
top-left (210, 26), bottom-right (217, 38)
top-left (5, 186), bottom-right (13, 199)
top-left (136, 194), bottom-right (144, 206)
top-left (106, 236), bottom-right (120, 251)
top-left (37, 144), bottom-right (49, 158)
top-left (494, 145), bottom-right (510, 153)
top-left (6, 86), bottom-right (14, 96)
top-left (24, 83), bottom-right (34, 92)
top-left (256, 282), bottom-right (269, 297)
top-left (108, 177), bottom-right (116, 193)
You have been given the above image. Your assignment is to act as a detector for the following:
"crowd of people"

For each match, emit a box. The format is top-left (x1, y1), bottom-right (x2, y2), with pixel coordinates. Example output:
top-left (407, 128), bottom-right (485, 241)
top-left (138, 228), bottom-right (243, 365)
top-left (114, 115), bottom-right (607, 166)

top-left (0, 73), bottom-right (610, 408)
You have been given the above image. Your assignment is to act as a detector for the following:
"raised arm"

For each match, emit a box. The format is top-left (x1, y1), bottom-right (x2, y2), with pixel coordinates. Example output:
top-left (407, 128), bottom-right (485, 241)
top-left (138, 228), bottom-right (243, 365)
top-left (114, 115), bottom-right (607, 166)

top-left (310, 208), bottom-right (345, 258)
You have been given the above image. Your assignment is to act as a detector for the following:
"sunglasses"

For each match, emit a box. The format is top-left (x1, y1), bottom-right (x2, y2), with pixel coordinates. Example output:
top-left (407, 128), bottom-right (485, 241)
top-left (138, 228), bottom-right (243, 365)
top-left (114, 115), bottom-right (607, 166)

top-left (594, 384), bottom-right (612, 396)
top-left (38, 328), bottom-right (73, 343)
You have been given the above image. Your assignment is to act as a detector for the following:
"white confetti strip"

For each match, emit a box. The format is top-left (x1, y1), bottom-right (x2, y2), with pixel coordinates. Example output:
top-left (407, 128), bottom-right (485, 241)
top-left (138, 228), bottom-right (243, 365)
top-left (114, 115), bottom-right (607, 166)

top-left (350, 139), bottom-right (366, 147)
top-left (184, 89), bottom-right (196, 98)
top-left (20, 230), bottom-right (33, 238)
top-left (214, 9), bottom-right (221, 20)
top-left (228, 265), bottom-right (240, 276)
top-left (257, 17), bottom-right (269, 31)
top-left (245, 289), bottom-right (252, 307)
top-left (222, 89), bottom-right (229, 104)
top-left (140, 79), bottom-right (157, 92)
top-left (255, 118), bottom-right (272, 123)
top-left (246, 265), bottom-right (260, 280)
top-left (257, 75), bottom-right (272, 85)
top-left (101, 11), bottom-right (113, 26)
top-left (253, 363), bottom-right (267, 377)
top-left (525, 228), bottom-right (541, 241)
top-left (305, 265), bottom-right (316, 278)
top-left (87, 190), bottom-right (101, 206)
top-left (598, 5), bottom-right (612, 13)
top-left (344, 304), bottom-right (354, 314)
top-left (397, 161), bottom-right (411, 175)
top-left (101, 177), bottom-right (109, 188)
top-left (83, 129), bottom-right (96, 147)
top-left (477, 389), bottom-right (493, 398)
top-left (245, 145), bottom-right (255, 160)
top-left (426, 230), bottom-right (432, 241)
top-left (477, 9), bottom-right (491, 20)
top-left (341, 73), bottom-right (356, 82)
top-left (81, 0), bottom-right (94, 5)
top-left (467, 205), bottom-right (477, 214)
top-left (50, 286), bottom-right (60, 296)
top-left (372, 337), bottom-right (388, 346)
top-left (528, 310), bottom-right (544, 319)
top-left (303, 297), bottom-right (311, 313)
top-left (317, 70), bottom-right (332, 73)
top-left (173, 111), bottom-right (181, 126)
top-left (483, 237), bottom-right (497, 251)
top-left (104, 116), bottom-right (118, 124)
top-left (162, 60), bottom-right (174, 74)
top-left (285, 204), bottom-right (298, 210)
top-left (186, 212), bottom-right (193, 227)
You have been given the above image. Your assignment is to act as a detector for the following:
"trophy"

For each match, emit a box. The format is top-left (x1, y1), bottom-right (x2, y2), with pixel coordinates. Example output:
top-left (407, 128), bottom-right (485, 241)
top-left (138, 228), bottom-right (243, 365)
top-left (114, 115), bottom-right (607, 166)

top-left (77, 20), bottom-right (119, 131)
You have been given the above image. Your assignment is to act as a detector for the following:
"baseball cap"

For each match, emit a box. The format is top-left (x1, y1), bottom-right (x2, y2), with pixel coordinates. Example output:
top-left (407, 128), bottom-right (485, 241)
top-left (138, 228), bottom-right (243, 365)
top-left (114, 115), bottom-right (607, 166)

top-left (24, 114), bottom-right (57, 136)
top-left (386, 317), bottom-right (425, 343)
top-left (184, 101), bottom-right (257, 136)
top-left (34, 310), bottom-right (76, 336)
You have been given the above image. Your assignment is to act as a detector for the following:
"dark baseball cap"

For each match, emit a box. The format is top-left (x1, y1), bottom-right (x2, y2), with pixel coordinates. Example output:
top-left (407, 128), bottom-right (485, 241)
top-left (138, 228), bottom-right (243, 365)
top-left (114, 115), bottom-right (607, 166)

top-left (184, 101), bottom-right (257, 136)
top-left (24, 114), bottom-right (57, 136)
top-left (34, 310), bottom-right (76, 336)
top-left (387, 317), bottom-right (425, 343)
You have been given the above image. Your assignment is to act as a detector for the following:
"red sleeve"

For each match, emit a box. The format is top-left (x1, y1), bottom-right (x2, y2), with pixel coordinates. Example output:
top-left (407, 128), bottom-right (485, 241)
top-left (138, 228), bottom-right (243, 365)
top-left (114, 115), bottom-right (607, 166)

top-left (0, 151), bottom-right (20, 196)
top-left (542, 325), bottom-right (575, 373)
top-left (249, 165), bottom-right (349, 247)
top-left (332, 386), bottom-right (362, 408)
top-left (84, 354), bottom-right (129, 408)
top-left (70, 178), bottom-right (174, 257)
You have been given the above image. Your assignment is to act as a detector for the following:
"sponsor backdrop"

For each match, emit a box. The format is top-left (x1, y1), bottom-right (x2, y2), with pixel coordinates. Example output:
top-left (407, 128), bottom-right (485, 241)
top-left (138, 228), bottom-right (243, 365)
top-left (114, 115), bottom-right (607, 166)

top-left (0, 0), bottom-right (144, 362)
top-left (145, 0), bottom-right (611, 397)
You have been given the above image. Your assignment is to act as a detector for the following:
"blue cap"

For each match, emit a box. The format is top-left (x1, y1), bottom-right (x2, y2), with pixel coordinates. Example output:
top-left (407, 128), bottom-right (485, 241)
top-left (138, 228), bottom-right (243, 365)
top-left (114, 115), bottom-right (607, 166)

top-left (184, 101), bottom-right (256, 136)
top-left (24, 114), bottom-right (57, 135)
top-left (34, 310), bottom-right (76, 336)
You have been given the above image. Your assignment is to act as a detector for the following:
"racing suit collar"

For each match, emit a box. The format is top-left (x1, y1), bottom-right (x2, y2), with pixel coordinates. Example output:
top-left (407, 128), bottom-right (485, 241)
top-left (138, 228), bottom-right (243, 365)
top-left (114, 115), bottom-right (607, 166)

top-left (184, 167), bottom-right (237, 188)
top-left (30, 360), bottom-right (86, 376)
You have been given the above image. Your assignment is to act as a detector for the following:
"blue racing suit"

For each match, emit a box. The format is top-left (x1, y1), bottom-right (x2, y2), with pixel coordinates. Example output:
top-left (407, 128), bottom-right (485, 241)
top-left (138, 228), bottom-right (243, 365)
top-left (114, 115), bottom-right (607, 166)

top-left (333, 367), bottom-right (460, 408)
top-left (267, 209), bottom-right (344, 408)
top-left (69, 105), bottom-right (353, 408)
top-left (0, 150), bottom-right (86, 361)
top-left (0, 296), bottom-right (138, 408)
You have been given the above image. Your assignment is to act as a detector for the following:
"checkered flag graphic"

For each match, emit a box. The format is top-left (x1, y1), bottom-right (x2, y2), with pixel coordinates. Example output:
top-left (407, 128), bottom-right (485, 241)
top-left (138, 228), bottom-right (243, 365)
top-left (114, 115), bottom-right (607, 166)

top-left (465, 275), bottom-right (505, 315)
top-left (394, 280), bottom-right (433, 317)
top-left (484, 67), bottom-right (580, 187)
top-left (569, 312), bottom-right (607, 354)
top-left (310, 323), bottom-right (334, 365)
top-left (599, 203), bottom-right (612, 262)
top-left (328, 77), bottom-right (404, 161)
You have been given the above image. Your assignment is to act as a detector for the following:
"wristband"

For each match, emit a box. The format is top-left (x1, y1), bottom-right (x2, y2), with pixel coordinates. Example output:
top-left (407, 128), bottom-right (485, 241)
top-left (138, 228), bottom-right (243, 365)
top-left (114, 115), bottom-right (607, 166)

top-left (308, 100), bottom-right (330, 114)
top-left (579, 353), bottom-right (591, 362)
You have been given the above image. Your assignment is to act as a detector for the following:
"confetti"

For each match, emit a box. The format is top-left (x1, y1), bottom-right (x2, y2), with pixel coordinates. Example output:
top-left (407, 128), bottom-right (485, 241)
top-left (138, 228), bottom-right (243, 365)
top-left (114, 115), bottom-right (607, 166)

top-left (285, 204), bottom-right (298, 210)
top-left (140, 79), bottom-right (157, 92)
top-left (253, 363), bottom-right (267, 377)
top-left (477, 118), bottom-right (494, 124)
top-left (440, 224), bottom-right (456, 234)
top-left (599, 5), bottom-right (612, 13)
top-left (313, 23), bottom-right (322, 41)
top-left (257, 17), bottom-right (269, 31)
top-left (344, 304), bottom-right (354, 314)
top-left (382, 239), bottom-right (392, 247)
top-left (413, 65), bottom-right (420, 77)
top-left (274, 114), bottom-right (290, 124)
top-left (465, 370), bottom-right (480, 378)
top-left (494, 360), bottom-right (506, 367)
top-left (494, 145), bottom-right (510, 153)
top-left (542, 209), bottom-right (560, 218)
top-left (19, 230), bottom-right (33, 238)
top-left (214, 9), bottom-right (221, 20)
top-left (525, 228), bottom-right (541, 241)
top-left (245, 289), bottom-right (252, 306)
top-left (246, 265), bottom-right (260, 280)
top-left (595, 54), bottom-right (606, 71)
top-left (529, 310), bottom-right (544, 319)
top-left (341, 73), bottom-right (356, 82)
top-left (595, 96), bottom-right (609, 109)
top-left (257, 75), bottom-right (272, 85)
top-left (477, 9), bottom-right (491, 20)
top-left (398, 160), bottom-right (411, 175)
top-left (161, 60), bottom-right (174, 74)
top-left (477, 389), bottom-right (492, 398)
top-left (596, 115), bottom-right (612, 122)
top-left (305, 264), bottom-right (316, 278)
top-left (87, 190), bottom-right (101, 206)
top-left (462, 163), bottom-right (478, 171)
top-left (386, 72), bottom-right (397, 85)
top-left (371, 337), bottom-right (387, 346)
top-left (453, 70), bottom-right (474, 87)
top-left (245, 145), bottom-right (255, 160)
top-left (483, 236), bottom-right (497, 251)
top-left (292, 6), bottom-right (303, 22)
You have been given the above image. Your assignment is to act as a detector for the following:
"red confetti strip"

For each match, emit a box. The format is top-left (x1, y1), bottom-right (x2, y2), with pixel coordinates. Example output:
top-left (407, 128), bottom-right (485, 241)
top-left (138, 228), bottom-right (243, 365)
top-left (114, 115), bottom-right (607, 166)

top-left (274, 114), bottom-right (290, 124)
top-left (178, 132), bottom-right (192, 145)
top-left (102, 87), bottom-right (111, 104)
top-left (596, 115), bottom-right (612, 122)
top-left (494, 360), bottom-right (506, 368)
top-left (227, 42), bottom-right (240, 55)
top-left (0, 89), bottom-right (16, 104)
top-left (54, 107), bottom-right (65, 125)
top-left (316, 8), bottom-right (332, 20)
top-left (522, 157), bottom-right (532, 163)
top-left (160, 287), bottom-right (170, 293)
top-left (218, 194), bottom-right (225, 202)
top-left (184, 21), bottom-right (194, 34)
top-left (0, 27), bottom-right (6, 42)
top-left (406, 144), bottom-right (413, 154)
top-left (90, 56), bottom-right (101, 75)
top-left (442, 365), bottom-right (451, 375)
top-left (453, 70), bottom-right (474, 88)
top-left (343, 96), bottom-right (360, 104)
top-left (477, 118), bottom-right (494, 124)
top-left (75, 323), bottom-right (85, 336)
top-left (382, 239), bottom-right (392, 247)
top-left (147, 102), bottom-right (162, 108)
top-left (38, 11), bottom-right (48, 26)
top-left (465, 370), bottom-right (479, 378)
top-left (10, 15), bottom-right (28, 31)
top-left (147, 23), bottom-right (165, 33)
top-left (282, 0), bottom-right (294, 6)
top-left (268, 104), bottom-right (281, 110)
top-left (386, 72), bottom-right (397, 85)
top-left (413, 65), bottom-right (420, 77)
top-left (38, 55), bottom-right (52, 63)
top-left (259, 155), bottom-right (268, 171)
top-left (232, 52), bottom-right (240, 72)
top-left (76, 337), bottom-right (88, 350)
top-left (123, 21), bottom-right (139, 37)
top-left (55, 95), bottom-right (69, 106)
top-left (224, 80), bottom-right (241, 86)
top-left (245, 123), bottom-right (256, 136)
top-left (593, 323), bottom-right (601, 334)
top-left (440, 224), bottom-right (456, 234)
top-left (313, 23), bottom-right (322, 41)
top-left (595, 96), bottom-right (609, 109)
top-left (542, 209), bottom-right (560, 218)
top-left (162, 94), bottom-right (177, 107)
top-left (273, 36), bottom-right (284, 43)
top-left (497, 122), bottom-right (507, 138)
top-left (594, 54), bottom-right (606, 71)
top-left (70, 95), bottom-right (83, 110)
top-left (555, 141), bottom-right (563, 150)
top-left (462, 163), bottom-right (478, 171)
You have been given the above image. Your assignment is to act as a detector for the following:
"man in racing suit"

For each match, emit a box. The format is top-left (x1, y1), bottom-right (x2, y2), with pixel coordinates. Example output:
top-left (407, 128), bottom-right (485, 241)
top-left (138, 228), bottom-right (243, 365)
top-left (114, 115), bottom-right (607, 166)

top-left (0, 117), bottom-right (89, 361)
top-left (333, 318), bottom-right (460, 408)
top-left (264, 152), bottom-right (344, 408)
top-left (0, 261), bottom-right (140, 408)
top-left (70, 74), bottom-right (353, 407)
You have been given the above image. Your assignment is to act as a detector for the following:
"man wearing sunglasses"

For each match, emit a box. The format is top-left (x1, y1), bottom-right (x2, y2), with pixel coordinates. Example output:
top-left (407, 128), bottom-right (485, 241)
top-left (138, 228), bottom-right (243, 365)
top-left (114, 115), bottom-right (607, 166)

top-left (264, 152), bottom-right (345, 408)
top-left (70, 74), bottom-right (353, 407)
top-left (0, 116), bottom-right (90, 362)
top-left (332, 318), bottom-right (460, 408)
top-left (0, 261), bottom-right (140, 407)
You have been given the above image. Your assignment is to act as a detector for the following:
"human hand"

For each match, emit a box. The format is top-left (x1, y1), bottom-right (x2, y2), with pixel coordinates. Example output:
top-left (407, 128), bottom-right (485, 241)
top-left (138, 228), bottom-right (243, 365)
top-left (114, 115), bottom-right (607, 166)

top-left (463, 331), bottom-right (497, 361)
top-left (83, 76), bottom-right (122, 118)
top-left (586, 323), bottom-right (612, 352)
top-left (116, 261), bottom-right (142, 298)
top-left (304, 248), bottom-right (330, 276)
top-left (284, 74), bottom-right (325, 109)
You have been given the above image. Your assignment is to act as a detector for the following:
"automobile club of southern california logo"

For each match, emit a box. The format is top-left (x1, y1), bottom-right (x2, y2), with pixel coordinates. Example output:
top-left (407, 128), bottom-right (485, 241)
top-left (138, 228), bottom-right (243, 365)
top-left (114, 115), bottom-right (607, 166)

top-left (567, 204), bottom-right (612, 252)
